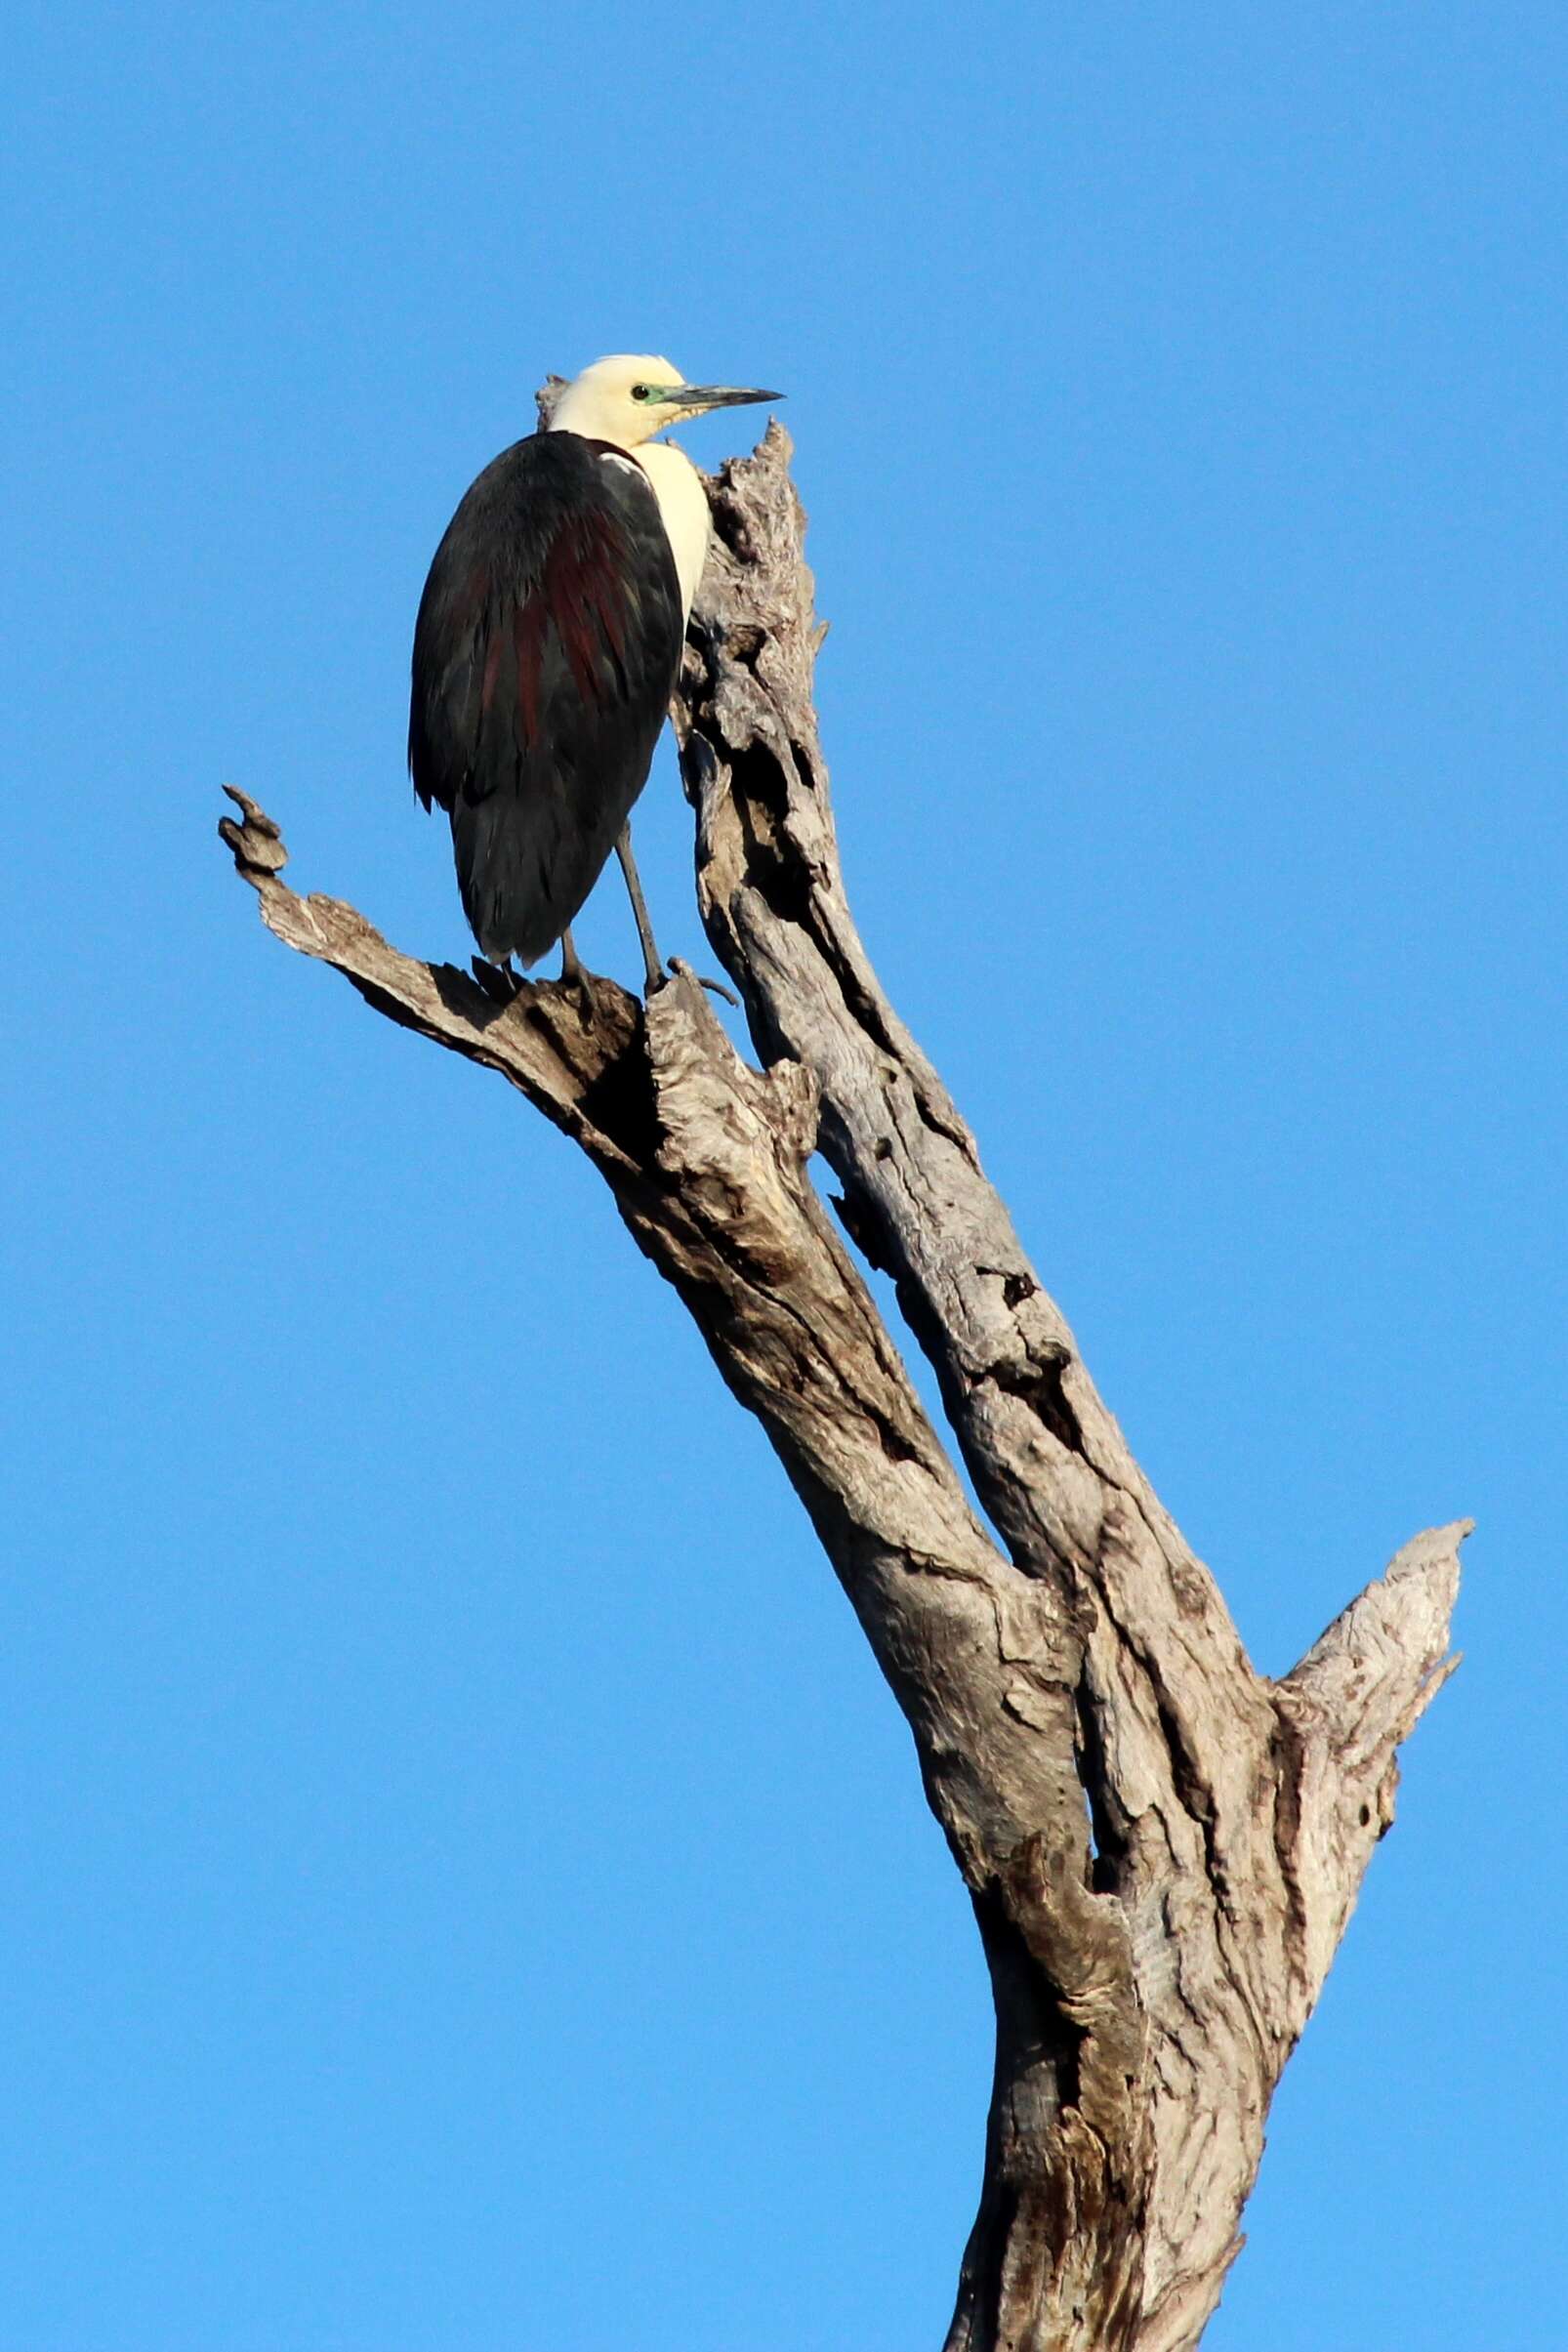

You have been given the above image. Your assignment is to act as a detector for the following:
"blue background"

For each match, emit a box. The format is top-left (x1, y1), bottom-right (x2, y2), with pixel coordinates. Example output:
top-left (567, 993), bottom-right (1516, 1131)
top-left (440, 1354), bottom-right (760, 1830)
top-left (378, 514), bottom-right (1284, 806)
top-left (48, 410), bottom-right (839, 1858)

top-left (5, 6), bottom-right (1563, 2346)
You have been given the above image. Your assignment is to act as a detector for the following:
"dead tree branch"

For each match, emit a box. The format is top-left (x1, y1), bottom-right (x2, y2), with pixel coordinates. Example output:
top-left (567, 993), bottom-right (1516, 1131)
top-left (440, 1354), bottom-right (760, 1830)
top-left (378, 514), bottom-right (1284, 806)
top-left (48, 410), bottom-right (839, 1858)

top-left (219, 420), bottom-right (1463, 2352)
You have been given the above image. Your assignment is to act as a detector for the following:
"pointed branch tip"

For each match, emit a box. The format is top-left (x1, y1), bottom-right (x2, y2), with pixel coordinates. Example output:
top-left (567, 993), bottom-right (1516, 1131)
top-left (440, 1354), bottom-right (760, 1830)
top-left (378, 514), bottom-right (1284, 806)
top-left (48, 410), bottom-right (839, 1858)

top-left (219, 786), bottom-right (289, 879)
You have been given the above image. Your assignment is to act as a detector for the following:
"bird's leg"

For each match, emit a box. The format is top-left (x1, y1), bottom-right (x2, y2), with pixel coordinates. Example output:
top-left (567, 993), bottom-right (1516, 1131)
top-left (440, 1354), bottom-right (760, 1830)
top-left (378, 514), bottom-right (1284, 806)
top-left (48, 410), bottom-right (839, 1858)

top-left (614, 826), bottom-right (666, 995)
top-left (558, 926), bottom-right (597, 1023)
top-left (614, 826), bottom-right (736, 1004)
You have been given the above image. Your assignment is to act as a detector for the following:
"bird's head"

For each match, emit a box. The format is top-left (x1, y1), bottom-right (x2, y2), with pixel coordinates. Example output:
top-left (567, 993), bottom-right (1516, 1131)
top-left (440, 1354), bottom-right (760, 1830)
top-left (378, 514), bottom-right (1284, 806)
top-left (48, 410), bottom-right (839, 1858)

top-left (545, 354), bottom-right (781, 449)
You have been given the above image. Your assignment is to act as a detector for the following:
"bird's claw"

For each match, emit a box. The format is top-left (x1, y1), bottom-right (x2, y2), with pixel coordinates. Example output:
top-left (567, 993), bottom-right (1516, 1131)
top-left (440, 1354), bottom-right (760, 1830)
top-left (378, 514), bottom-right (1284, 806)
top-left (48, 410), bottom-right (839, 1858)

top-left (557, 937), bottom-right (599, 1025)
top-left (471, 954), bottom-right (523, 1007)
top-left (665, 956), bottom-right (740, 1009)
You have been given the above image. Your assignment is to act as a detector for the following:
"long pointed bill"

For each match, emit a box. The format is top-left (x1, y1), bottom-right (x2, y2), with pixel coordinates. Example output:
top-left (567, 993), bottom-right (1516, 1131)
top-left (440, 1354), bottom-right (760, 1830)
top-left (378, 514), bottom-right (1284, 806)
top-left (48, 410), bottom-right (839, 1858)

top-left (658, 385), bottom-right (783, 414)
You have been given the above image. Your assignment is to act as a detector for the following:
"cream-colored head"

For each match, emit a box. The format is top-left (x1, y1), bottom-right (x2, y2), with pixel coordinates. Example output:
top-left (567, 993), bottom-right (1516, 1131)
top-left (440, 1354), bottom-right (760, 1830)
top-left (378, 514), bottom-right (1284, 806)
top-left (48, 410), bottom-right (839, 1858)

top-left (546, 354), bottom-right (780, 450)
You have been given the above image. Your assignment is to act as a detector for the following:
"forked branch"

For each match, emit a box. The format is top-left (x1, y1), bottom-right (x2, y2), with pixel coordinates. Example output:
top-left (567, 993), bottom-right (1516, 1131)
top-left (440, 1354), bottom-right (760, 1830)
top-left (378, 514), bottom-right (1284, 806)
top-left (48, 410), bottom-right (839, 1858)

top-left (220, 421), bottom-right (1463, 2352)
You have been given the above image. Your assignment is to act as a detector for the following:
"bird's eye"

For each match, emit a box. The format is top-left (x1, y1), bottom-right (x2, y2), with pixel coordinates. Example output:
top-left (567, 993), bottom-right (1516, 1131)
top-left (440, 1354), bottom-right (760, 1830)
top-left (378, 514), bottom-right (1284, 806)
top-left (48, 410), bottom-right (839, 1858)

top-left (631, 384), bottom-right (651, 402)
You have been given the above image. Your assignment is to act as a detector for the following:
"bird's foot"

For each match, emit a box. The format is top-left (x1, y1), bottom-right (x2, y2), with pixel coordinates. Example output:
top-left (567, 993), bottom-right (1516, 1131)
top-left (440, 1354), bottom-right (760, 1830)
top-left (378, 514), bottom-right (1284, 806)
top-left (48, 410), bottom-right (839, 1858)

top-left (665, 956), bottom-right (740, 1009)
top-left (557, 934), bottom-right (600, 1026)
top-left (471, 954), bottom-right (523, 1007)
top-left (565, 969), bottom-right (600, 1026)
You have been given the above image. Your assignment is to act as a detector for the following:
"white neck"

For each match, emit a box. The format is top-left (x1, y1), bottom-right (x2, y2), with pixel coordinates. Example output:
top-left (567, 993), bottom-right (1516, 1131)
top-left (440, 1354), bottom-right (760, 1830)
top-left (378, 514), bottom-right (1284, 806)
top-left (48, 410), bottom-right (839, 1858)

top-left (629, 440), bottom-right (711, 626)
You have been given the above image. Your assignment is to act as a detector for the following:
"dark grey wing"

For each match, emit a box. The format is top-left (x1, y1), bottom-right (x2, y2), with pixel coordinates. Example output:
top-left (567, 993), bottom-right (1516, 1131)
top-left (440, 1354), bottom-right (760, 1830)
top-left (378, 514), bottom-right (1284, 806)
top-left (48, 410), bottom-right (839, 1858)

top-left (408, 432), bottom-right (683, 965)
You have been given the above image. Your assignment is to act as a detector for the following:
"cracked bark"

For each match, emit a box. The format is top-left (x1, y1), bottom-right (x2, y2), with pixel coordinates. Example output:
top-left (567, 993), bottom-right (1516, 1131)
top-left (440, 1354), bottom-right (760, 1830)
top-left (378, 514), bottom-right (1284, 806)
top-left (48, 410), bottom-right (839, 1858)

top-left (219, 420), bottom-right (1464, 2351)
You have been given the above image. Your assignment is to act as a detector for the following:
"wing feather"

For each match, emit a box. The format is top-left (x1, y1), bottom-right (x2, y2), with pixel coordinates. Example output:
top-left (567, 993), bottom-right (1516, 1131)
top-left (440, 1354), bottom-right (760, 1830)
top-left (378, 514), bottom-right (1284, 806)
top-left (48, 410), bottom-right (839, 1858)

top-left (408, 433), bottom-right (683, 964)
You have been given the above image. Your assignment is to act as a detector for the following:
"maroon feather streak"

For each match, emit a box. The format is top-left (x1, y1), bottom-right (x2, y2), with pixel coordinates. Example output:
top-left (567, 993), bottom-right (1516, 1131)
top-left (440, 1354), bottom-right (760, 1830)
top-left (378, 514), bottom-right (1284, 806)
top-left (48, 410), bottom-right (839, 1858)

top-left (547, 512), bottom-right (631, 706)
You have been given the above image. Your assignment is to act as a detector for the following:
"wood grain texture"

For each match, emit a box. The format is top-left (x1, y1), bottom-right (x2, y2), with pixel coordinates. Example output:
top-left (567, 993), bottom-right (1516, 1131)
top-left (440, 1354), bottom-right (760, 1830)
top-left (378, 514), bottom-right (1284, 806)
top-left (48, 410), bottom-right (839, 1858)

top-left (219, 420), bottom-right (1463, 2350)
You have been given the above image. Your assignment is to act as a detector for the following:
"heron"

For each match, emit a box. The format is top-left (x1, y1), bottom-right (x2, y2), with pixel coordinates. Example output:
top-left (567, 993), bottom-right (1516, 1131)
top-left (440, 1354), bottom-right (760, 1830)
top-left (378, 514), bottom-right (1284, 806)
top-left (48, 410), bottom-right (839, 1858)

top-left (408, 354), bottom-right (781, 997)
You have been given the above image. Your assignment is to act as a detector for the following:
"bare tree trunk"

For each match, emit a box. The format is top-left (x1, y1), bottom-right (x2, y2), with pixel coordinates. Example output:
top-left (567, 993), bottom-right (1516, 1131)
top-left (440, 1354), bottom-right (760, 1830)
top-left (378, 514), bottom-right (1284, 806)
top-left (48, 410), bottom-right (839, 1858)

top-left (219, 422), bottom-right (1463, 2352)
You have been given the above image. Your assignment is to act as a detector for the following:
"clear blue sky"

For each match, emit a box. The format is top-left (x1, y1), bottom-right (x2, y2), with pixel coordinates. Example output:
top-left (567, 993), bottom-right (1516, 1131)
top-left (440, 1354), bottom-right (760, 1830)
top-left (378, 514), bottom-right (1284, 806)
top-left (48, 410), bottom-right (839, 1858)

top-left (5, 6), bottom-right (1563, 2346)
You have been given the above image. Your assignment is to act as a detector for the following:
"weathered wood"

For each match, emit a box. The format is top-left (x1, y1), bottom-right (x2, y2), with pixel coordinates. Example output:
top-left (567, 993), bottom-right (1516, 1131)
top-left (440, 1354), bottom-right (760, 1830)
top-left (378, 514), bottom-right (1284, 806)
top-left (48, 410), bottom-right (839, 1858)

top-left (218, 421), bottom-right (1462, 2351)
